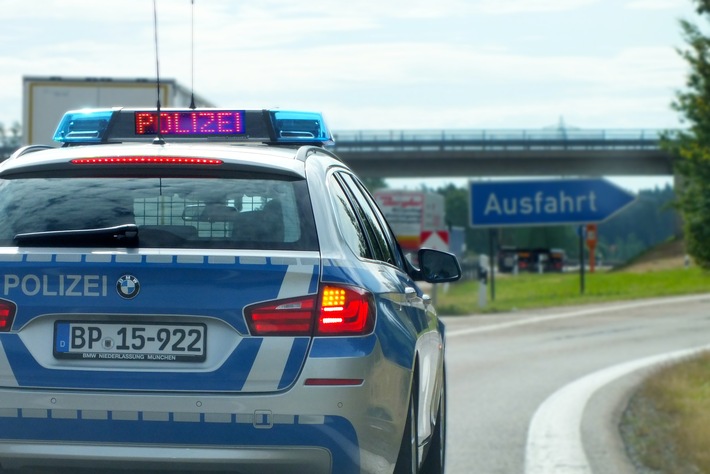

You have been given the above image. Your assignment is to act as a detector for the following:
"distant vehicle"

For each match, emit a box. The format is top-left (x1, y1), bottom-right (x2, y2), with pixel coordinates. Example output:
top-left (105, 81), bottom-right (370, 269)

top-left (547, 248), bottom-right (567, 272)
top-left (22, 76), bottom-right (213, 145)
top-left (0, 107), bottom-right (461, 473)
top-left (498, 247), bottom-right (566, 273)
top-left (374, 191), bottom-right (448, 254)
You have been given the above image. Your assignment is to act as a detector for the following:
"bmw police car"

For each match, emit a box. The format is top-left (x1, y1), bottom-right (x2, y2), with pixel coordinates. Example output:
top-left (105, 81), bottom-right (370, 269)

top-left (0, 107), bottom-right (460, 473)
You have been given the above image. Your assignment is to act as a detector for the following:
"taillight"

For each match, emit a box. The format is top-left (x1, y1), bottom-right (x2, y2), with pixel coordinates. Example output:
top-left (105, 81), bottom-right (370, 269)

top-left (0, 300), bottom-right (16, 332)
top-left (245, 296), bottom-right (316, 336)
top-left (317, 285), bottom-right (374, 335)
top-left (244, 285), bottom-right (374, 336)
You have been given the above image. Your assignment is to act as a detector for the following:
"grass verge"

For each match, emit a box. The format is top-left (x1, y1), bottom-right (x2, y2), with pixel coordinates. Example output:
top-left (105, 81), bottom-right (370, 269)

top-left (434, 267), bottom-right (710, 315)
top-left (621, 353), bottom-right (710, 473)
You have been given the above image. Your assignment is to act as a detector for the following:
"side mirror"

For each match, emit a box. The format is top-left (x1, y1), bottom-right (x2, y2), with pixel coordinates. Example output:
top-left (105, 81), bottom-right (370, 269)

top-left (416, 248), bottom-right (462, 283)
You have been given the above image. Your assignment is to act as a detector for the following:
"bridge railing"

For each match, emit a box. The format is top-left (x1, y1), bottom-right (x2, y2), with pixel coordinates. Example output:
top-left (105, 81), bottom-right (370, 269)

top-left (331, 129), bottom-right (665, 152)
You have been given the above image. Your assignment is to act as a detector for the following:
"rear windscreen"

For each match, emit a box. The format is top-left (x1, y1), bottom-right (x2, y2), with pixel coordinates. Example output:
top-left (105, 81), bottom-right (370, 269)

top-left (0, 176), bottom-right (318, 250)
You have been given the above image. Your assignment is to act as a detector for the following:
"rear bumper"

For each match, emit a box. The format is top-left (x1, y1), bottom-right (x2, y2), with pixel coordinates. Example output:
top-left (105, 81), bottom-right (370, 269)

top-left (0, 344), bottom-right (410, 473)
top-left (0, 389), bottom-right (357, 473)
top-left (0, 443), bottom-right (332, 473)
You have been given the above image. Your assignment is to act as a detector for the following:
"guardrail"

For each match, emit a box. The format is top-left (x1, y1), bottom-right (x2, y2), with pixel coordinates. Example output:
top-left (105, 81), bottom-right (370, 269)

top-left (332, 129), bottom-right (665, 152)
top-left (0, 130), bottom-right (669, 158)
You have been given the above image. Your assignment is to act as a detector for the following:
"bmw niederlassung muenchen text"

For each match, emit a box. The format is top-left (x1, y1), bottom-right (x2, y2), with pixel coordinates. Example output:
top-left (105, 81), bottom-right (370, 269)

top-left (0, 107), bottom-right (461, 473)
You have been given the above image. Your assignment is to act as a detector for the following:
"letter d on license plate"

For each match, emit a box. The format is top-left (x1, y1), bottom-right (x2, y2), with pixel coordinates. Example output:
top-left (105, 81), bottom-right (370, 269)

top-left (54, 321), bottom-right (206, 362)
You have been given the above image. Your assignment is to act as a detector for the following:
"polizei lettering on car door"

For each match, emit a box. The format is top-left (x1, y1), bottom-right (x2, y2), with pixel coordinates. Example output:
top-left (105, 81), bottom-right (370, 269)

top-left (3, 274), bottom-right (109, 297)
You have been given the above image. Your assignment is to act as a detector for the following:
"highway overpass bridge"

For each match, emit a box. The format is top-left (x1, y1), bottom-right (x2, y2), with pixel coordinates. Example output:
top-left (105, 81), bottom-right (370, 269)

top-left (1, 128), bottom-right (674, 180)
top-left (330, 129), bottom-right (674, 179)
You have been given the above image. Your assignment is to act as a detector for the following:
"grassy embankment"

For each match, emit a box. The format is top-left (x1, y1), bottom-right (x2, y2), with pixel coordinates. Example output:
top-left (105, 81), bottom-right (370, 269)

top-left (434, 266), bottom-right (710, 315)
top-left (621, 353), bottom-right (710, 473)
top-left (434, 253), bottom-right (710, 473)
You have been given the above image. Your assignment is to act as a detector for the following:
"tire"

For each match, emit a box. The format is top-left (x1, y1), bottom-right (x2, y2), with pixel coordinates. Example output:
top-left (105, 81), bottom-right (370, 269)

top-left (394, 387), bottom-right (419, 474)
top-left (420, 371), bottom-right (446, 474)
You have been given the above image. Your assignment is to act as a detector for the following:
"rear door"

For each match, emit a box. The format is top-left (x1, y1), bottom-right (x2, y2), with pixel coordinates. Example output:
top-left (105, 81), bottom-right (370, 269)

top-left (333, 172), bottom-right (443, 442)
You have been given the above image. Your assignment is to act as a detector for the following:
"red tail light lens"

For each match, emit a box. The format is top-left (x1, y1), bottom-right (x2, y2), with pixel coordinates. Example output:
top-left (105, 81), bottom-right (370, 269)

top-left (0, 300), bottom-right (16, 332)
top-left (244, 285), bottom-right (374, 336)
top-left (317, 285), bottom-right (374, 335)
top-left (245, 296), bottom-right (316, 336)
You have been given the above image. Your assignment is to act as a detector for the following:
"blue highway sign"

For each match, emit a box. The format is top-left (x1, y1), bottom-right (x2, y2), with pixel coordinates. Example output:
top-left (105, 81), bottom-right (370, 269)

top-left (469, 179), bottom-right (636, 227)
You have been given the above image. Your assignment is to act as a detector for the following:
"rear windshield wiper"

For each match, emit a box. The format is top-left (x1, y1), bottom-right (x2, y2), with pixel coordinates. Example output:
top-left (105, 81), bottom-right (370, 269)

top-left (14, 224), bottom-right (139, 247)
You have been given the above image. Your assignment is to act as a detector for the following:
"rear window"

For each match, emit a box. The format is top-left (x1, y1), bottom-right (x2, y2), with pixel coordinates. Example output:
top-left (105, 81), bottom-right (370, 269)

top-left (0, 176), bottom-right (318, 250)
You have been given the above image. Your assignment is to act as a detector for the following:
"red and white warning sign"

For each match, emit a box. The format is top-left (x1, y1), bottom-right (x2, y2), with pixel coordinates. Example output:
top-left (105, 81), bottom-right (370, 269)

top-left (420, 230), bottom-right (449, 252)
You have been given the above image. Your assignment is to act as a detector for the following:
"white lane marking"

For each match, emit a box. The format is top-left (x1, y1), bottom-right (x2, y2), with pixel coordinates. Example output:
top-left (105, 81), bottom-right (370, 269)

top-left (524, 344), bottom-right (710, 474)
top-left (446, 294), bottom-right (710, 338)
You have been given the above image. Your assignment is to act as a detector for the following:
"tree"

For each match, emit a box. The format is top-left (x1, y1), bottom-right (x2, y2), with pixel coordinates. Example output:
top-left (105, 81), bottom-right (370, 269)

top-left (663, 0), bottom-right (710, 268)
top-left (598, 186), bottom-right (680, 263)
top-left (435, 183), bottom-right (489, 254)
top-left (360, 177), bottom-right (387, 193)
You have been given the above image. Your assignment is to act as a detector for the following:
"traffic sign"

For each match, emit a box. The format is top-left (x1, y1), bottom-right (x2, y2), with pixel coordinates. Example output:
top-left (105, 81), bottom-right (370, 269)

top-left (421, 230), bottom-right (449, 251)
top-left (469, 179), bottom-right (636, 227)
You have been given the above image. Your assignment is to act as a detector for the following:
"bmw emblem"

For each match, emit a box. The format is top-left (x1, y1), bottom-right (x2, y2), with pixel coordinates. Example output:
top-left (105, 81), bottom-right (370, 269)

top-left (116, 275), bottom-right (140, 299)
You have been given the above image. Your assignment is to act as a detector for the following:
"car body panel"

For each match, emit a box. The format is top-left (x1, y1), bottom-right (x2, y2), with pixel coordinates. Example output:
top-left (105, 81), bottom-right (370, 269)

top-left (0, 248), bottom-right (319, 393)
top-left (0, 117), bottom-right (458, 472)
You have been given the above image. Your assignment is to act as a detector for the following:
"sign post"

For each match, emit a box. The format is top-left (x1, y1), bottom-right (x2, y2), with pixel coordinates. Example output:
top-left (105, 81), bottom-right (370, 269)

top-left (586, 223), bottom-right (598, 273)
top-left (478, 255), bottom-right (489, 308)
top-left (578, 225), bottom-right (586, 294)
top-left (489, 229), bottom-right (496, 301)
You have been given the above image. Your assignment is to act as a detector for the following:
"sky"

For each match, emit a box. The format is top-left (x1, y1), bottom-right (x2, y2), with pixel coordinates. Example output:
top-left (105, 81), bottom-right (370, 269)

top-left (0, 0), bottom-right (701, 191)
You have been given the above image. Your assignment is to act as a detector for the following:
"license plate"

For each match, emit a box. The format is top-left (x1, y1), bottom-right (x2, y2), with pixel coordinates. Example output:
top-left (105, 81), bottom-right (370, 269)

top-left (54, 321), bottom-right (207, 362)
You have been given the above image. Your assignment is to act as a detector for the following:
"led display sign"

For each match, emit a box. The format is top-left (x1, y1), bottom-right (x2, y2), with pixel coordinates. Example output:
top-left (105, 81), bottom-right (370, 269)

top-left (134, 111), bottom-right (245, 136)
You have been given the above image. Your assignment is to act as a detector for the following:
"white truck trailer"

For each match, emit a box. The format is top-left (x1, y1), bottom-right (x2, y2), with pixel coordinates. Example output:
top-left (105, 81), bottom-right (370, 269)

top-left (373, 190), bottom-right (449, 253)
top-left (22, 76), bottom-right (214, 145)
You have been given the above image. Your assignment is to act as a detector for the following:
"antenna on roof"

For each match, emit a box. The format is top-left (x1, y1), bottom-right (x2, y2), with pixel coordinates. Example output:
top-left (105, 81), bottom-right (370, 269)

top-left (152, 0), bottom-right (166, 145)
top-left (189, 0), bottom-right (196, 109)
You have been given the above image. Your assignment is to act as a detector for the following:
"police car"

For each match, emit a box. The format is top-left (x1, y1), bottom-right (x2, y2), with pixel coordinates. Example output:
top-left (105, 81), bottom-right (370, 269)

top-left (0, 108), bottom-right (460, 473)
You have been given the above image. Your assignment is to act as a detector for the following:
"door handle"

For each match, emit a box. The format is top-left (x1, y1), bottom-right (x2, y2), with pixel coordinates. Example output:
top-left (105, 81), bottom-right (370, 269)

top-left (405, 287), bottom-right (418, 301)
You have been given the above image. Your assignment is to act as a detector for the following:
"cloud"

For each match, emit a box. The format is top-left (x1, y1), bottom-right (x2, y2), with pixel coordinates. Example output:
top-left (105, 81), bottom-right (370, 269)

top-left (325, 94), bottom-right (682, 130)
top-left (0, 0), bottom-right (690, 133)
top-left (471, 0), bottom-right (599, 14)
top-left (625, 0), bottom-right (685, 10)
top-left (199, 41), bottom-right (683, 94)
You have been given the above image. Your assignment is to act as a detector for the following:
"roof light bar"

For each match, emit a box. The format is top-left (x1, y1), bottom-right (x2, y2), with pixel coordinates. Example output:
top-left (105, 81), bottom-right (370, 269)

top-left (53, 109), bottom-right (115, 144)
top-left (269, 110), bottom-right (332, 145)
top-left (52, 108), bottom-right (334, 146)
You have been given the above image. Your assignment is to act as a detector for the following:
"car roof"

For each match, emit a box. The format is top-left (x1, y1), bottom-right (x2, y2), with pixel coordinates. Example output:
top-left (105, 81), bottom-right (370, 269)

top-left (0, 142), bottom-right (315, 178)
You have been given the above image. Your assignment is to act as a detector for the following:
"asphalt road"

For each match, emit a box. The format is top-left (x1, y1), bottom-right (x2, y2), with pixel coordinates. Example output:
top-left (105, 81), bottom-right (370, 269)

top-left (442, 294), bottom-right (710, 474)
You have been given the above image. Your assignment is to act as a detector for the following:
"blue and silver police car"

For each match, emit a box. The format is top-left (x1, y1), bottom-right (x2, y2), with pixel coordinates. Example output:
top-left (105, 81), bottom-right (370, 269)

top-left (0, 108), bottom-right (460, 473)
